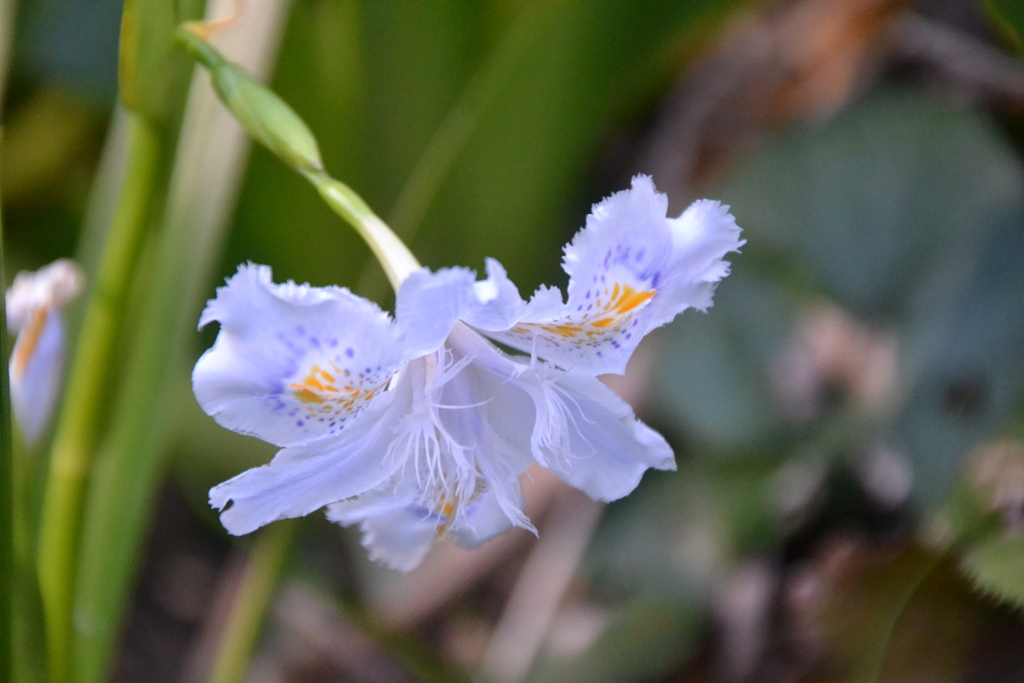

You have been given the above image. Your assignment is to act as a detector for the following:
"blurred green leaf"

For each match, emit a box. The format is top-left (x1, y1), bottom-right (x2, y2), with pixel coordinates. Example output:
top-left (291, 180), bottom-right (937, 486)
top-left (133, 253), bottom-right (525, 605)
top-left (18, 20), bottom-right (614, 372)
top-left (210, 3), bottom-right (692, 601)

top-left (983, 0), bottom-right (1024, 52)
top-left (588, 461), bottom-right (784, 601)
top-left (893, 209), bottom-right (1024, 504)
top-left (1, 89), bottom-right (103, 208)
top-left (704, 86), bottom-right (1024, 504)
top-left (119, 0), bottom-right (176, 118)
top-left (0, 161), bottom-right (11, 683)
top-left (652, 269), bottom-right (796, 451)
top-left (960, 535), bottom-right (1024, 607)
top-left (718, 87), bottom-right (1022, 317)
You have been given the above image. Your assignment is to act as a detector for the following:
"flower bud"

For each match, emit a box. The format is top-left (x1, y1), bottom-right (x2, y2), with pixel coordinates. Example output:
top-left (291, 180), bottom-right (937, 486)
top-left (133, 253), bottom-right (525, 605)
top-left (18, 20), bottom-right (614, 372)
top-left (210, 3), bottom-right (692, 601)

top-left (176, 25), bottom-right (323, 173)
top-left (6, 259), bottom-right (85, 446)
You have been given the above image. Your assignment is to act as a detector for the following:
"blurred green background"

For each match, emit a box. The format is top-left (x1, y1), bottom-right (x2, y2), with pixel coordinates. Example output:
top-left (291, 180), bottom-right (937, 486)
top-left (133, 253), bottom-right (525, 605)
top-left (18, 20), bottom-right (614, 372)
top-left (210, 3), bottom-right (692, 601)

top-left (5, 0), bottom-right (1024, 682)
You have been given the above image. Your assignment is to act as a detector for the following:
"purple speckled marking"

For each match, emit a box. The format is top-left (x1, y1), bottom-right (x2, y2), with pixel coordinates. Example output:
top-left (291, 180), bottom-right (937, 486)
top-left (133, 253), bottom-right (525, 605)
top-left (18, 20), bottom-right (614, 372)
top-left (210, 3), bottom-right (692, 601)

top-left (345, 348), bottom-right (354, 358)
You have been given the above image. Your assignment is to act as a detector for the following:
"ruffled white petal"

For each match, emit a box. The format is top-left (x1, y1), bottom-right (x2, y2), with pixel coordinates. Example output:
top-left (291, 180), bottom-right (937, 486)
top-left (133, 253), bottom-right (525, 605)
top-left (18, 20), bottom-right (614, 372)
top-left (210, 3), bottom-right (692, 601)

top-left (327, 488), bottom-right (439, 572)
top-left (396, 260), bottom-right (529, 353)
top-left (395, 267), bottom-right (475, 360)
top-left (479, 175), bottom-right (743, 375)
top-left (457, 258), bottom-right (529, 332)
top-left (209, 381), bottom-right (409, 535)
top-left (327, 481), bottom-right (516, 570)
top-left (193, 264), bottom-right (403, 447)
top-left (447, 324), bottom-right (673, 503)
top-left (354, 507), bottom-right (439, 571)
top-left (327, 474), bottom-right (516, 569)
top-left (9, 310), bottom-right (66, 446)
top-left (448, 489), bottom-right (517, 549)
top-left (523, 371), bottom-right (675, 501)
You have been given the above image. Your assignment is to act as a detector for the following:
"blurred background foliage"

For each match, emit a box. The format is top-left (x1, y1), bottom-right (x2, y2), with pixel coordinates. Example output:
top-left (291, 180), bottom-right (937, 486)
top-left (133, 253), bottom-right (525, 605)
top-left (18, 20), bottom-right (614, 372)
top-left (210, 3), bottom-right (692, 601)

top-left (5, 0), bottom-right (1024, 681)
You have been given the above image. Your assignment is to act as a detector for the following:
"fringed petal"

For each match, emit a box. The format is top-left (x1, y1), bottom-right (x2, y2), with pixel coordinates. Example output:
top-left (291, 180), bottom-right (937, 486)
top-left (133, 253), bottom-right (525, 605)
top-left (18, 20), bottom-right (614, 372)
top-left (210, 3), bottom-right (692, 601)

top-left (480, 176), bottom-right (743, 374)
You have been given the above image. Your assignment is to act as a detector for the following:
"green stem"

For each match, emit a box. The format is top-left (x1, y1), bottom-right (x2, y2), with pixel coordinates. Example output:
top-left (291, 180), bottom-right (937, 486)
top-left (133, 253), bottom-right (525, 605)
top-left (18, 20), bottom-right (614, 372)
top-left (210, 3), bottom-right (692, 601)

top-left (73, 8), bottom-right (293, 679)
top-left (302, 169), bottom-right (420, 289)
top-left (35, 112), bottom-right (160, 683)
top-left (1, 148), bottom-right (12, 683)
top-left (12, 430), bottom-right (46, 683)
top-left (206, 521), bottom-right (296, 683)
top-left (177, 27), bottom-right (419, 291)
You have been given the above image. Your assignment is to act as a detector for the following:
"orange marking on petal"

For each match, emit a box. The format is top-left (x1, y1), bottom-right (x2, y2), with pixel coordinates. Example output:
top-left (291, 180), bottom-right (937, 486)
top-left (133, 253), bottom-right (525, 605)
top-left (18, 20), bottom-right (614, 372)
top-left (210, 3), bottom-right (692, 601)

top-left (590, 317), bottom-right (616, 328)
top-left (540, 323), bottom-right (583, 338)
top-left (613, 286), bottom-right (656, 314)
top-left (12, 308), bottom-right (48, 376)
top-left (292, 388), bottom-right (325, 404)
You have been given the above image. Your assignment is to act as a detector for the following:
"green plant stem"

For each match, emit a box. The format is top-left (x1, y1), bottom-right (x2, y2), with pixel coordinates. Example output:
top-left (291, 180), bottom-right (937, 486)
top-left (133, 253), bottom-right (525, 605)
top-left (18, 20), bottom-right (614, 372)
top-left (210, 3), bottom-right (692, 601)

top-left (302, 169), bottom-right (420, 288)
top-left (72, 7), bottom-right (292, 680)
top-left (1, 155), bottom-right (12, 683)
top-left (12, 430), bottom-right (46, 683)
top-left (206, 521), bottom-right (296, 683)
top-left (35, 111), bottom-right (160, 683)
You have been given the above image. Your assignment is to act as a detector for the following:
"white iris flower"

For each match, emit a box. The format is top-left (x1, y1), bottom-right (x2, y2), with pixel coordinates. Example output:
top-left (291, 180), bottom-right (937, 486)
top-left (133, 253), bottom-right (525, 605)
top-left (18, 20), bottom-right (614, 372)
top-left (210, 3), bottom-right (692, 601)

top-left (193, 176), bottom-right (744, 570)
top-left (6, 258), bottom-right (84, 446)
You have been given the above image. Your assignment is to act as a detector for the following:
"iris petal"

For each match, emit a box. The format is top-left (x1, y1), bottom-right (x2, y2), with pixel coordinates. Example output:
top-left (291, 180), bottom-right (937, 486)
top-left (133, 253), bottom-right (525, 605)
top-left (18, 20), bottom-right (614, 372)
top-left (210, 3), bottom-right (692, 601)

top-left (210, 383), bottom-right (409, 535)
top-left (477, 175), bottom-right (743, 375)
top-left (9, 311), bottom-right (66, 446)
top-left (193, 264), bottom-right (403, 447)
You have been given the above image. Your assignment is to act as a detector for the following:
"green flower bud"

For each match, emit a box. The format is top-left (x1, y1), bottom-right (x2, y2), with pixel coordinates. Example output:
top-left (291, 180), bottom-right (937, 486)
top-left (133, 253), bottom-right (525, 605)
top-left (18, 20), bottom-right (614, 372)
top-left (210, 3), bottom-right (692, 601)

top-left (176, 25), bottom-right (323, 172)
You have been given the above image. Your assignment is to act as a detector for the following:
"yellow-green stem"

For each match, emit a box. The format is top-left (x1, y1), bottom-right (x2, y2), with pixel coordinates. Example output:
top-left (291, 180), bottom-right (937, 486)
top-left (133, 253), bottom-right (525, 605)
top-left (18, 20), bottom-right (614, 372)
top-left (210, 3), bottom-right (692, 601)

top-left (206, 520), bottom-right (296, 683)
top-left (302, 169), bottom-right (420, 289)
top-left (35, 112), bottom-right (160, 683)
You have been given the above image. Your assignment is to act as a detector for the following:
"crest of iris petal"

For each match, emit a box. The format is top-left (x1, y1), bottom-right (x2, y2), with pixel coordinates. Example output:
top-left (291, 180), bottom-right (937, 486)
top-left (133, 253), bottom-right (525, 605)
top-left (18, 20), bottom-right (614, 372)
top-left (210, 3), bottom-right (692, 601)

top-left (194, 175), bottom-right (743, 570)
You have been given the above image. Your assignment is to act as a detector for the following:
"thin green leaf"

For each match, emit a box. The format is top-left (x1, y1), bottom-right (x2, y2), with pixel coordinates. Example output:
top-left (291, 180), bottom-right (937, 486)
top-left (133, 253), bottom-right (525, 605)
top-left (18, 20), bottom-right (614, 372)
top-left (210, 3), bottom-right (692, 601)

top-left (0, 138), bottom-right (12, 683)
top-left (119, 0), bottom-right (181, 121)
top-left (72, 7), bottom-right (292, 681)
top-left (206, 521), bottom-right (295, 683)
top-left (35, 112), bottom-right (161, 683)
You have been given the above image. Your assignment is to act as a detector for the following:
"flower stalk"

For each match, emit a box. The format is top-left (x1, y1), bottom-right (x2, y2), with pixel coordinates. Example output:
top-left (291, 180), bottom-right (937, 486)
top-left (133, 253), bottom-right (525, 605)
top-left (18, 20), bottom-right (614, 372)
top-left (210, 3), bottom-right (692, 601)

top-left (35, 111), bottom-right (160, 683)
top-left (176, 23), bottom-right (419, 290)
top-left (0, 149), bottom-right (12, 683)
top-left (206, 520), bottom-right (296, 683)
